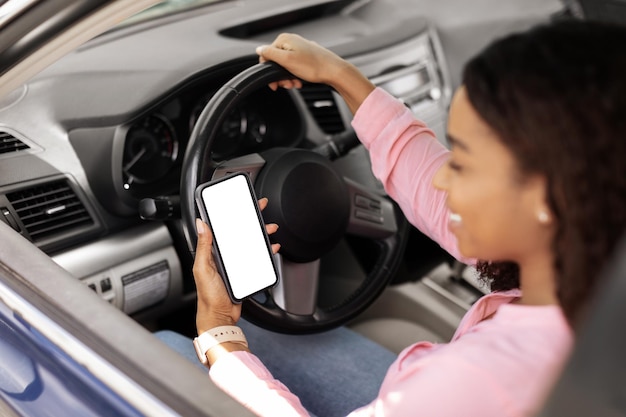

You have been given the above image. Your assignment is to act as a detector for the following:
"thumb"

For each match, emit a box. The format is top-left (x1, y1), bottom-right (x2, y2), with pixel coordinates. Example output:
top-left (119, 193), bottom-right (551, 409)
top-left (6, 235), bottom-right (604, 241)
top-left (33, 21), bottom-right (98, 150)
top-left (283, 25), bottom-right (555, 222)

top-left (255, 44), bottom-right (268, 60)
top-left (195, 218), bottom-right (213, 263)
top-left (256, 44), bottom-right (291, 63)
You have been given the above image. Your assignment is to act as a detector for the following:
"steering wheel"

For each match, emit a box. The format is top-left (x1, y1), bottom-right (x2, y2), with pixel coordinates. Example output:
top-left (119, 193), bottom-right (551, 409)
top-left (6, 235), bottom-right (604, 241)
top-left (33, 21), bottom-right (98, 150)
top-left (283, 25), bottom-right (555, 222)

top-left (181, 61), bottom-right (409, 334)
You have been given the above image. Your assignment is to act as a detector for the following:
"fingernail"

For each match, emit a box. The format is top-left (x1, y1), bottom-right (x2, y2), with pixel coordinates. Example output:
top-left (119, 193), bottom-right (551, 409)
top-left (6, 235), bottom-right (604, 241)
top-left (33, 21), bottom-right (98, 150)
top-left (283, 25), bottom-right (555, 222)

top-left (195, 218), bottom-right (205, 234)
top-left (255, 45), bottom-right (266, 55)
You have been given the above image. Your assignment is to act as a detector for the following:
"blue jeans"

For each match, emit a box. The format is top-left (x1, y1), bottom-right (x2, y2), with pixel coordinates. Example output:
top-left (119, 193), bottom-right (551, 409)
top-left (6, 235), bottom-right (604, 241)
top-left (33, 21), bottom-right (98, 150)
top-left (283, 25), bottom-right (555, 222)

top-left (155, 320), bottom-right (397, 417)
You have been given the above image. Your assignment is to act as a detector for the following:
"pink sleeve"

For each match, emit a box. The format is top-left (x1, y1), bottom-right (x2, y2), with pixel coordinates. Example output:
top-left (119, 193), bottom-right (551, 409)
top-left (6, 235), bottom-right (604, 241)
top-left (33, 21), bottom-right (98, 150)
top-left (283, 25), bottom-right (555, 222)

top-left (352, 87), bottom-right (467, 262)
top-left (347, 300), bottom-right (573, 417)
top-left (347, 358), bottom-right (511, 417)
top-left (209, 351), bottom-right (310, 416)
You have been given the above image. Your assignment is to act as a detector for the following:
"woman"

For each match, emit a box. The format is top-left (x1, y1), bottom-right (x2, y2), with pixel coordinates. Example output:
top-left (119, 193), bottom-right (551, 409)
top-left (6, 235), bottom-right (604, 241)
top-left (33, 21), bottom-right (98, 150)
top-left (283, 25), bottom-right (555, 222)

top-left (188, 20), bottom-right (626, 416)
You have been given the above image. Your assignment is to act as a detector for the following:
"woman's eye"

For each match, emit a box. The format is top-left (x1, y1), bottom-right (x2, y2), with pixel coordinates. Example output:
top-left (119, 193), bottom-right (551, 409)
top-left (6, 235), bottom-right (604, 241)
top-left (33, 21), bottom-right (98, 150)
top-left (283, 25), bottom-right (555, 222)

top-left (448, 160), bottom-right (463, 172)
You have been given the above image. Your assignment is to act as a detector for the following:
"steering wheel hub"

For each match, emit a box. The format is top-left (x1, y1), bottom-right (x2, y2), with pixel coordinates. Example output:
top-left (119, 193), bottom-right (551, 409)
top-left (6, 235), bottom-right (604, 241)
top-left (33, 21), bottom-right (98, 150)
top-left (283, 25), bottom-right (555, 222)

top-left (255, 148), bottom-right (350, 263)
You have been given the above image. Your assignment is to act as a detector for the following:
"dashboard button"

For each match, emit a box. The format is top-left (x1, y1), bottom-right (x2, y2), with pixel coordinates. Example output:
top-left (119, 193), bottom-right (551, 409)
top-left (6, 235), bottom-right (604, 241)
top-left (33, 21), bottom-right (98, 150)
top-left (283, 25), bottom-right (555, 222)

top-left (355, 209), bottom-right (384, 224)
top-left (355, 195), bottom-right (382, 212)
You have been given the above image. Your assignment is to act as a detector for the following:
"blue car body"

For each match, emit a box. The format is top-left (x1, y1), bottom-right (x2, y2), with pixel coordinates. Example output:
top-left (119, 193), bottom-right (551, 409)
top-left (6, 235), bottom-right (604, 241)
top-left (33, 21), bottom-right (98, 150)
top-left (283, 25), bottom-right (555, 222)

top-left (0, 297), bottom-right (140, 416)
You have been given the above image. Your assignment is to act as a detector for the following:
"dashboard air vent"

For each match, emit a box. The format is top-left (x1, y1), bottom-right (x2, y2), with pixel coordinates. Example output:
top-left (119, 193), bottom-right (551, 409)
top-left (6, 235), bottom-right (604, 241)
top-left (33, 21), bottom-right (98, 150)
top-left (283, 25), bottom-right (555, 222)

top-left (6, 180), bottom-right (94, 242)
top-left (0, 131), bottom-right (30, 154)
top-left (299, 83), bottom-right (345, 134)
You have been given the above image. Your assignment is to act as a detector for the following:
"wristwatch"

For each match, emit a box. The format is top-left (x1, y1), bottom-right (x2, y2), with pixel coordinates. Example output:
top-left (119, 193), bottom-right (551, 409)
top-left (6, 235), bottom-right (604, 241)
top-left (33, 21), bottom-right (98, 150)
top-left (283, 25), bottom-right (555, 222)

top-left (193, 325), bottom-right (248, 366)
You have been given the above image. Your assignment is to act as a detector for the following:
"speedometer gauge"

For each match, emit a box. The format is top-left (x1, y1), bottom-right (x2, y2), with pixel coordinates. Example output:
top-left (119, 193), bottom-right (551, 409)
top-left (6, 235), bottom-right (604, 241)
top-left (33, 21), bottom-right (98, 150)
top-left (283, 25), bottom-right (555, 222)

top-left (123, 114), bottom-right (179, 184)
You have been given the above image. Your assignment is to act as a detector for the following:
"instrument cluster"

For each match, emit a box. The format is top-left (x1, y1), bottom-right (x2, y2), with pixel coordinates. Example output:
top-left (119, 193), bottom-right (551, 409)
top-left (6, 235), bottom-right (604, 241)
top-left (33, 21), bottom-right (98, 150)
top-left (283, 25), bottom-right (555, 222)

top-left (121, 74), bottom-right (304, 197)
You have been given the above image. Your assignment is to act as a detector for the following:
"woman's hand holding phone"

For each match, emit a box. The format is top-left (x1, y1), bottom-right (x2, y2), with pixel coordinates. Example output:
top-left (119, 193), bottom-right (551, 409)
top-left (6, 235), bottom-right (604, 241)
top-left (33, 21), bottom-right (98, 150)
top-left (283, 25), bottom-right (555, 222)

top-left (193, 197), bottom-right (280, 335)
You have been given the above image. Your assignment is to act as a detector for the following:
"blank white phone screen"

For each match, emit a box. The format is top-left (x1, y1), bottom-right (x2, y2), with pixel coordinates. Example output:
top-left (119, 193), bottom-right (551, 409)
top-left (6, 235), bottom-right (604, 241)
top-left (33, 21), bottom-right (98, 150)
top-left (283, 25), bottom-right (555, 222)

top-left (201, 175), bottom-right (277, 300)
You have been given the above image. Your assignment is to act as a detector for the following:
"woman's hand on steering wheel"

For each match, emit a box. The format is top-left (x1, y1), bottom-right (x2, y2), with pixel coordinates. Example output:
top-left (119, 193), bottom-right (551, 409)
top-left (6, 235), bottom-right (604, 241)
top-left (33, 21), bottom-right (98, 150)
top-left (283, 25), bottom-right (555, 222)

top-left (256, 33), bottom-right (375, 114)
top-left (256, 33), bottom-right (347, 90)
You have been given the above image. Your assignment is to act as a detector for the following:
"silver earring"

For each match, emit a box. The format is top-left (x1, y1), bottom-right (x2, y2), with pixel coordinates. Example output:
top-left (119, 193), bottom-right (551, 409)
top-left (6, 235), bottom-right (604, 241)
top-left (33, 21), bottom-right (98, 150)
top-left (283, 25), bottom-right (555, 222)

top-left (538, 211), bottom-right (550, 224)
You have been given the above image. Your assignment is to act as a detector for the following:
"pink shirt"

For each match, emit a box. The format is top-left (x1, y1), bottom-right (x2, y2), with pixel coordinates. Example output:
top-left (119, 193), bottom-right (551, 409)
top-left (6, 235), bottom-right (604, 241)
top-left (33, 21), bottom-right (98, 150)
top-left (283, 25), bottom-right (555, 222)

top-left (210, 88), bottom-right (573, 417)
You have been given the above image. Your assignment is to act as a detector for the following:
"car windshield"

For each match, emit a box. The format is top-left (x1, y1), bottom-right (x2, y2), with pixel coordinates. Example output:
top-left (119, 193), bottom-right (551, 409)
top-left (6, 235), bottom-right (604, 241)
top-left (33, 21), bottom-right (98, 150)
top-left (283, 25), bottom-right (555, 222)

top-left (117, 0), bottom-right (226, 28)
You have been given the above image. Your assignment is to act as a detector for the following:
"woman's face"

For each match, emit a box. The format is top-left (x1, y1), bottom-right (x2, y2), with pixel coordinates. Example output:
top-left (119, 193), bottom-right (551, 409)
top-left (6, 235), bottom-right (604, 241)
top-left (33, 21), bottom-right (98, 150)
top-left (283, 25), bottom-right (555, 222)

top-left (433, 87), bottom-right (552, 263)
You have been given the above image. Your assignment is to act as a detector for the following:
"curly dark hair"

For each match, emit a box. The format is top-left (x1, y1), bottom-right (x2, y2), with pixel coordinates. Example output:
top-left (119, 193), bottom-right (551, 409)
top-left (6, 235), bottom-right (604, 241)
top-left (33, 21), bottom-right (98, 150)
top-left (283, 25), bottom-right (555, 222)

top-left (462, 20), bottom-right (626, 327)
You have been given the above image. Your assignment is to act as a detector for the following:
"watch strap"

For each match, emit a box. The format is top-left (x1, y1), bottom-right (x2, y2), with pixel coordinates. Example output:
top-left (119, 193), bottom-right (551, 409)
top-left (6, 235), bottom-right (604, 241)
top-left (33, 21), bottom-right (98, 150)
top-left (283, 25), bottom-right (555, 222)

top-left (193, 325), bottom-right (248, 365)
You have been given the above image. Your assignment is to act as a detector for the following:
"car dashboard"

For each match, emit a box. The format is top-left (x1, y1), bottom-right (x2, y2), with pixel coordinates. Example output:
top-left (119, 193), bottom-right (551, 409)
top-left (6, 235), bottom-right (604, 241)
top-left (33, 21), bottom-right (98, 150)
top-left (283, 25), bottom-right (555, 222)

top-left (0, 0), bottom-right (552, 325)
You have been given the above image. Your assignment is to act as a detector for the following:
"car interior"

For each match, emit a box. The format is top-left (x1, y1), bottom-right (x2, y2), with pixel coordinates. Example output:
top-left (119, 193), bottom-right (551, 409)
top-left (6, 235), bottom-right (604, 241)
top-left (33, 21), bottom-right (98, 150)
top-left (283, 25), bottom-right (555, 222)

top-left (2, 0), bottom-right (557, 338)
top-left (1, 0), bottom-right (620, 415)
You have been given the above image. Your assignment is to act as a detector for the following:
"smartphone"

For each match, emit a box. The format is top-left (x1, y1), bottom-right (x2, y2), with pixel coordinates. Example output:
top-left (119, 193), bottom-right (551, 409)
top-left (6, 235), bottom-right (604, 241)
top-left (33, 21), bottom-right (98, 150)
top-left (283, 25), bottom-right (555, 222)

top-left (195, 173), bottom-right (279, 302)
